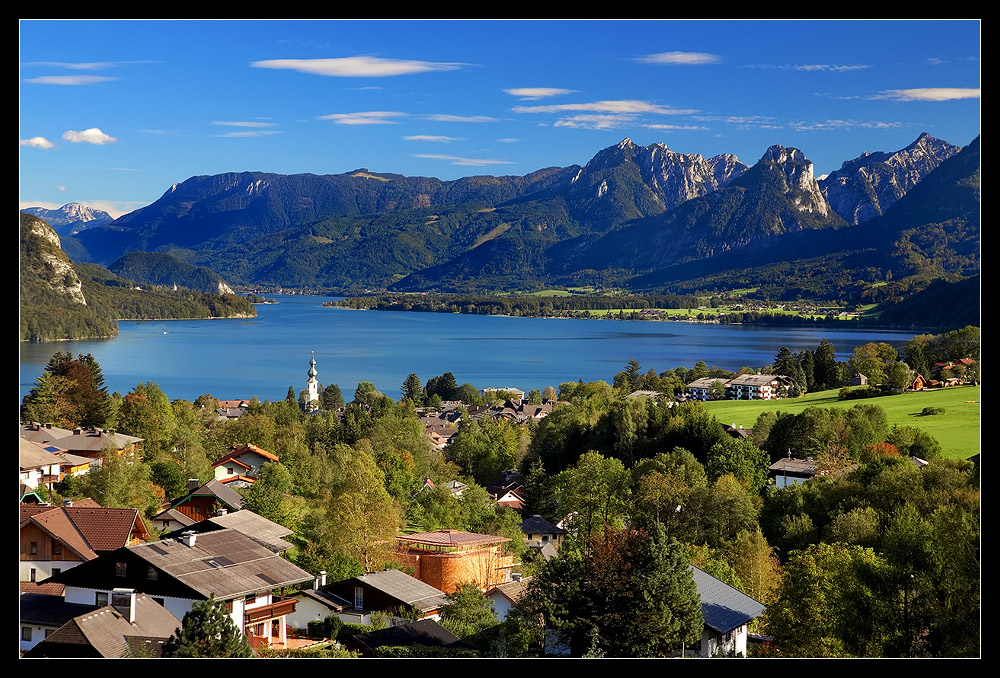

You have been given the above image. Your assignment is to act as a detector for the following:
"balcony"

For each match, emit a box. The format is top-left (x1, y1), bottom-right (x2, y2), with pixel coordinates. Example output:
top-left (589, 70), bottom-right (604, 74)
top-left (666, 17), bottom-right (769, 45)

top-left (244, 598), bottom-right (297, 625)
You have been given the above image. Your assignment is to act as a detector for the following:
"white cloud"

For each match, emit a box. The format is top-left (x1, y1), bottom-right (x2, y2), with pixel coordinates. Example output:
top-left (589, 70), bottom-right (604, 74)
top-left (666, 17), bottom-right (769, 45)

top-left (497, 138), bottom-right (521, 143)
top-left (212, 121), bottom-right (278, 128)
top-left (24, 60), bottom-right (157, 70)
top-left (553, 114), bottom-right (636, 130)
top-left (413, 154), bottom-right (514, 166)
top-left (215, 130), bottom-right (285, 138)
top-left (693, 115), bottom-right (782, 129)
top-left (876, 87), bottom-right (981, 101)
top-left (251, 56), bottom-right (465, 77)
top-left (644, 123), bottom-right (709, 131)
top-left (82, 200), bottom-right (147, 219)
top-left (403, 135), bottom-right (464, 142)
top-left (19, 200), bottom-right (64, 211)
top-left (789, 119), bottom-right (901, 131)
top-left (62, 128), bottom-right (117, 144)
top-left (138, 129), bottom-right (185, 136)
top-left (423, 114), bottom-right (498, 123)
top-left (57, 185), bottom-right (67, 191)
top-left (24, 75), bottom-right (118, 85)
top-left (504, 87), bottom-right (577, 100)
top-left (20, 136), bottom-right (55, 149)
top-left (635, 51), bottom-right (721, 65)
top-left (794, 64), bottom-right (869, 72)
top-left (513, 100), bottom-right (696, 115)
top-left (926, 57), bottom-right (945, 66)
top-left (319, 111), bottom-right (408, 125)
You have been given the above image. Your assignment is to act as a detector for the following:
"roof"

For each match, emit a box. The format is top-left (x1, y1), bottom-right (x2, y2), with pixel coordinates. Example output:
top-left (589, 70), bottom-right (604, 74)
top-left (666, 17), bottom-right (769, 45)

top-left (19, 593), bottom-right (98, 627)
top-left (173, 478), bottom-right (244, 510)
top-left (692, 566), bottom-right (766, 634)
top-left (520, 514), bottom-right (566, 536)
top-left (299, 587), bottom-right (349, 612)
top-left (20, 580), bottom-right (66, 596)
top-left (212, 442), bottom-right (279, 468)
top-left (350, 569), bottom-right (449, 612)
top-left (396, 530), bottom-right (511, 550)
top-left (20, 438), bottom-right (62, 469)
top-left (21, 506), bottom-right (98, 561)
top-left (203, 510), bottom-right (295, 552)
top-left (728, 374), bottom-right (785, 387)
top-left (347, 619), bottom-right (468, 655)
top-left (487, 577), bottom-right (531, 605)
top-left (26, 595), bottom-right (180, 658)
top-left (151, 508), bottom-right (197, 527)
top-left (769, 458), bottom-right (819, 476)
top-left (687, 377), bottom-right (725, 389)
top-left (20, 503), bottom-right (141, 559)
top-left (20, 423), bottom-right (143, 452)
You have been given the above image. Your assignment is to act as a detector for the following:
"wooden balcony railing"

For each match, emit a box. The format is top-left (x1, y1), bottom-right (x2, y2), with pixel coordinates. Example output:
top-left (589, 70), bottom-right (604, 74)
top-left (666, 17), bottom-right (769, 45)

top-left (244, 598), bottom-right (296, 625)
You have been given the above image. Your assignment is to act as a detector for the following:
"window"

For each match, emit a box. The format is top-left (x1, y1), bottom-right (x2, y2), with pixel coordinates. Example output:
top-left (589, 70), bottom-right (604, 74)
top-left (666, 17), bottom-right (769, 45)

top-left (29, 569), bottom-right (36, 582)
top-left (195, 506), bottom-right (203, 515)
top-left (21, 627), bottom-right (32, 642)
top-left (227, 467), bottom-right (234, 475)
top-left (52, 568), bottom-right (61, 576)
top-left (147, 565), bottom-right (158, 580)
top-left (115, 562), bottom-right (127, 577)
top-left (96, 592), bottom-right (109, 606)
top-left (45, 629), bottom-right (54, 638)
top-left (30, 541), bottom-right (37, 555)
top-left (153, 597), bottom-right (165, 607)
top-left (354, 586), bottom-right (364, 609)
top-left (53, 542), bottom-right (62, 556)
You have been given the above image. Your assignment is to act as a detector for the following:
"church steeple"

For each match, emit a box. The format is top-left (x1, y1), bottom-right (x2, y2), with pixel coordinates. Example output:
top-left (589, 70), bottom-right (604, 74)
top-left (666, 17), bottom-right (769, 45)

top-left (305, 352), bottom-right (319, 411)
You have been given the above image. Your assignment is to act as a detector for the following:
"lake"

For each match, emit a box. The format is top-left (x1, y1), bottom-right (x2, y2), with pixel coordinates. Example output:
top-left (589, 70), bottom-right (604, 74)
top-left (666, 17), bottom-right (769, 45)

top-left (19, 295), bottom-right (917, 402)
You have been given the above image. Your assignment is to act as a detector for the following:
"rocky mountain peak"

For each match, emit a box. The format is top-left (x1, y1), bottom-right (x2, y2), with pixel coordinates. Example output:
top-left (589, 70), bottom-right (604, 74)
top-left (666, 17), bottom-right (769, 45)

top-left (755, 145), bottom-right (829, 217)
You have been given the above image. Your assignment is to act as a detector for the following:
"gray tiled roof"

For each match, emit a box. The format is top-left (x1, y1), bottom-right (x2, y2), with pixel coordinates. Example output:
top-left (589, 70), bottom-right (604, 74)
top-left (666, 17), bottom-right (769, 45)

top-left (353, 569), bottom-right (449, 612)
top-left (692, 566), bottom-right (766, 634)
top-left (205, 510), bottom-right (294, 552)
top-left (520, 514), bottom-right (566, 536)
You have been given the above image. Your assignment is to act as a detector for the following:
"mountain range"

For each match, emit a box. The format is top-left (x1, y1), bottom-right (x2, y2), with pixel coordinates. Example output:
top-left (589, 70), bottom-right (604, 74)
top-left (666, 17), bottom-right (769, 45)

top-left (37, 133), bottom-right (978, 305)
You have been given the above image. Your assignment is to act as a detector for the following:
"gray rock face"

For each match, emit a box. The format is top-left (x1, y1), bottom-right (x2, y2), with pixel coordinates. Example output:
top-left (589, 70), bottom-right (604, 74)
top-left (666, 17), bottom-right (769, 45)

top-left (22, 215), bottom-right (87, 305)
top-left (758, 145), bottom-right (831, 217)
top-left (583, 138), bottom-right (749, 211)
top-left (819, 133), bottom-right (960, 224)
top-left (22, 203), bottom-right (114, 236)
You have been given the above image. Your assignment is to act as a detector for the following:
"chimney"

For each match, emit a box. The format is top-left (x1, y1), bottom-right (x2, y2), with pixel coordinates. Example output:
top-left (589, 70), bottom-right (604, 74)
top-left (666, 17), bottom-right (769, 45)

top-left (45, 423), bottom-right (52, 429)
top-left (512, 573), bottom-right (522, 582)
top-left (321, 570), bottom-right (327, 587)
top-left (216, 507), bottom-right (228, 516)
top-left (188, 478), bottom-right (200, 492)
top-left (63, 499), bottom-right (73, 508)
top-left (111, 588), bottom-right (137, 623)
top-left (181, 531), bottom-right (197, 548)
top-left (73, 428), bottom-right (82, 435)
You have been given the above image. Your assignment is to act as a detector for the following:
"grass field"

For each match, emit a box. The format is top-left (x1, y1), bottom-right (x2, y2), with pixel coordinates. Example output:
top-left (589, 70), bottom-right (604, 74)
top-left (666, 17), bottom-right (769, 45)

top-left (703, 385), bottom-right (981, 460)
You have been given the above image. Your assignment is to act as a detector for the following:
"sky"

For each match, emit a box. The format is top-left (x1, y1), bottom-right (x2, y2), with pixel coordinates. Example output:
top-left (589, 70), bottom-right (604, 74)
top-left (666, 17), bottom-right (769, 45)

top-left (19, 19), bottom-right (980, 218)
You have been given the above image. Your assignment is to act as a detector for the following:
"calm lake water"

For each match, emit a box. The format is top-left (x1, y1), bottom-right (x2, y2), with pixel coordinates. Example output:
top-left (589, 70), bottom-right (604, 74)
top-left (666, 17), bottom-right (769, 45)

top-left (19, 295), bottom-right (917, 402)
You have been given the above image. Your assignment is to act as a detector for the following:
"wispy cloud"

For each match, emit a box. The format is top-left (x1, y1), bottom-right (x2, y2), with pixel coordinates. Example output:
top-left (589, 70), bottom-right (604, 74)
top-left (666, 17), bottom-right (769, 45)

top-left (319, 111), bottom-right (408, 125)
top-left (62, 128), bottom-right (117, 144)
top-left (635, 51), bottom-right (721, 65)
top-left (553, 114), bottom-right (636, 130)
top-left (926, 57), bottom-right (945, 66)
top-left (215, 130), bottom-right (284, 138)
top-left (497, 138), bottom-right (521, 143)
top-left (57, 185), bottom-right (67, 191)
top-left (423, 114), bottom-right (498, 123)
top-left (24, 60), bottom-right (157, 70)
top-left (875, 87), bottom-right (981, 101)
top-left (20, 136), bottom-right (55, 149)
top-left (504, 87), bottom-right (577, 100)
top-left (513, 100), bottom-right (696, 115)
top-left (83, 200), bottom-right (147, 219)
top-left (138, 129), bottom-right (185, 136)
top-left (693, 115), bottom-right (782, 130)
top-left (251, 56), bottom-right (465, 77)
top-left (110, 167), bottom-right (139, 171)
top-left (644, 123), bottom-right (709, 131)
top-left (212, 121), bottom-right (278, 128)
top-left (789, 119), bottom-right (901, 131)
top-left (403, 135), bottom-right (464, 142)
top-left (413, 153), bottom-right (514, 166)
top-left (24, 75), bottom-right (118, 85)
top-left (744, 63), bottom-right (869, 72)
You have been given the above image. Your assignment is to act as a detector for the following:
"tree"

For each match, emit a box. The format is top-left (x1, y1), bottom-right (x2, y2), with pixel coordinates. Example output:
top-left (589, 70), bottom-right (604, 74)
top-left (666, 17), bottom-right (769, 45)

top-left (706, 437), bottom-right (769, 493)
top-left (353, 381), bottom-right (381, 408)
top-left (814, 338), bottom-right (840, 390)
top-left (79, 446), bottom-right (162, 517)
top-left (401, 373), bottom-right (422, 404)
top-left (239, 462), bottom-right (293, 527)
top-left (523, 525), bottom-right (703, 657)
top-left (425, 372), bottom-right (459, 402)
top-left (439, 583), bottom-right (500, 641)
top-left (322, 384), bottom-right (344, 410)
top-left (848, 342), bottom-right (899, 386)
top-left (542, 385), bottom-right (558, 401)
top-left (162, 595), bottom-right (252, 658)
top-left (21, 352), bottom-right (112, 428)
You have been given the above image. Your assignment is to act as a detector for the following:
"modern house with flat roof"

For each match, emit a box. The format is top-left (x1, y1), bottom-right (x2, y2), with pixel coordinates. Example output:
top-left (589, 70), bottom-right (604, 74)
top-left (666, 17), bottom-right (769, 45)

top-left (394, 530), bottom-right (515, 593)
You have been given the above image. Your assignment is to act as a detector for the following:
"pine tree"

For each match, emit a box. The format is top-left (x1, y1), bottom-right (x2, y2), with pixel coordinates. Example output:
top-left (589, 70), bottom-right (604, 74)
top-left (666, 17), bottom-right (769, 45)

top-left (162, 595), bottom-right (252, 658)
top-left (401, 373), bottom-right (423, 404)
top-left (814, 339), bottom-right (839, 390)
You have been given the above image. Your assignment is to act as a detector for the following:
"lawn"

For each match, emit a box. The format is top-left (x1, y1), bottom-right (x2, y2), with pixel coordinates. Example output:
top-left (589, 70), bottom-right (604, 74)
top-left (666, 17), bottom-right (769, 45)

top-left (703, 385), bottom-right (981, 460)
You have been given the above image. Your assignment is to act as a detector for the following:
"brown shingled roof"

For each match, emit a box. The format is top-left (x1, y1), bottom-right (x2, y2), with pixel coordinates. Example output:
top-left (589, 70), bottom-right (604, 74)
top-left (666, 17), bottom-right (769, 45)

top-left (396, 530), bottom-right (510, 550)
top-left (20, 504), bottom-right (147, 557)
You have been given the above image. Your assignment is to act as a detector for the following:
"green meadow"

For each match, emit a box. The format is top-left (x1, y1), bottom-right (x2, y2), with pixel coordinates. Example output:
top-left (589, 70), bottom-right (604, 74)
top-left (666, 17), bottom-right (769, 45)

top-left (703, 385), bottom-right (981, 460)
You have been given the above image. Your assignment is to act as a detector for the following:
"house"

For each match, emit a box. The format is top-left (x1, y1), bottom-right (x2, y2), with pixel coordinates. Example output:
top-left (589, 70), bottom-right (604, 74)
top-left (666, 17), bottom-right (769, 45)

top-left (149, 507), bottom-right (197, 533)
top-left (691, 566), bottom-right (766, 657)
top-left (520, 514), bottom-right (566, 551)
top-left (20, 500), bottom-right (150, 583)
top-left (20, 439), bottom-right (95, 494)
top-left (48, 527), bottom-right (313, 649)
top-left (394, 530), bottom-right (515, 593)
top-left (23, 591), bottom-right (181, 658)
top-left (216, 399), bottom-right (251, 420)
top-left (289, 569), bottom-right (450, 629)
top-left (212, 442), bottom-right (280, 486)
top-left (768, 457), bottom-right (819, 488)
top-left (908, 374), bottom-right (928, 391)
top-left (344, 619), bottom-right (475, 657)
top-left (486, 576), bottom-right (531, 621)
top-left (164, 478), bottom-right (244, 521)
top-left (850, 373), bottom-right (869, 387)
top-left (486, 470), bottom-right (526, 511)
top-left (725, 374), bottom-right (790, 400)
top-left (722, 423), bottom-right (753, 440)
top-left (686, 377), bottom-right (726, 401)
top-left (20, 422), bottom-right (144, 460)
top-left (19, 591), bottom-right (98, 652)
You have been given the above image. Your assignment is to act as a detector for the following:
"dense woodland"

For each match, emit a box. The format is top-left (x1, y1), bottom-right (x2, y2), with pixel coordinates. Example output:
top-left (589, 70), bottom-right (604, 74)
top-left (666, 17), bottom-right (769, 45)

top-left (20, 327), bottom-right (979, 657)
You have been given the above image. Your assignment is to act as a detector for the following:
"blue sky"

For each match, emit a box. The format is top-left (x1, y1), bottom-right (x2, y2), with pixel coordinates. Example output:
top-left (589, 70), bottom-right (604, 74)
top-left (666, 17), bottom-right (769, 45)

top-left (19, 19), bottom-right (980, 218)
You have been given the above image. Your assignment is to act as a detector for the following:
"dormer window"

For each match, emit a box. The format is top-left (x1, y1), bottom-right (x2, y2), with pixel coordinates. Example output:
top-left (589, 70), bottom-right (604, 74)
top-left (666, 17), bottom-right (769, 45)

top-left (53, 542), bottom-right (62, 556)
top-left (116, 562), bottom-right (127, 577)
